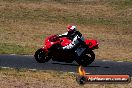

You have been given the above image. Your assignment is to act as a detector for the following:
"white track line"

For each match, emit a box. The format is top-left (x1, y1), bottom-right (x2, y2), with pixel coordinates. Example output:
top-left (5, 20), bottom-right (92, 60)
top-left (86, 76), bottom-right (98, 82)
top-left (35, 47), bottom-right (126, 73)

top-left (1, 66), bottom-right (11, 69)
top-left (29, 69), bottom-right (37, 71)
top-left (102, 60), bottom-right (110, 62)
top-left (102, 60), bottom-right (124, 63)
top-left (117, 61), bottom-right (124, 63)
top-left (10, 54), bottom-right (16, 56)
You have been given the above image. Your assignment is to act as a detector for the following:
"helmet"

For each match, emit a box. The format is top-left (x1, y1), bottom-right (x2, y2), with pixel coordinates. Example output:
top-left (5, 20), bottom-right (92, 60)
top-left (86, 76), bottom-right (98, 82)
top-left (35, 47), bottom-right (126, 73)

top-left (67, 25), bottom-right (77, 32)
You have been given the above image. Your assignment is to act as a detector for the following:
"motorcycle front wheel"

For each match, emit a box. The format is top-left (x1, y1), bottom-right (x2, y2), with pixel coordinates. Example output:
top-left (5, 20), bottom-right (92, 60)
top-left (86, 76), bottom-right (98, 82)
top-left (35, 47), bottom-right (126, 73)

top-left (34, 48), bottom-right (50, 63)
top-left (75, 50), bottom-right (95, 67)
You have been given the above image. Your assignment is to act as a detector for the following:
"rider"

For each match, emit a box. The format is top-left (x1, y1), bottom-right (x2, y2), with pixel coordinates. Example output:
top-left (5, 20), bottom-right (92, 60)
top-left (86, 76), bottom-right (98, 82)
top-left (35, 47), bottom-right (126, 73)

top-left (58, 25), bottom-right (85, 50)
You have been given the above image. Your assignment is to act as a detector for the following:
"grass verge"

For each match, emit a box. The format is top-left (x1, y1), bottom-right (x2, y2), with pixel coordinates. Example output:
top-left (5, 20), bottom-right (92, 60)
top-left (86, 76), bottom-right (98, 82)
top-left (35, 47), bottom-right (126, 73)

top-left (0, 67), bottom-right (132, 88)
top-left (0, 43), bottom-right (36, 55)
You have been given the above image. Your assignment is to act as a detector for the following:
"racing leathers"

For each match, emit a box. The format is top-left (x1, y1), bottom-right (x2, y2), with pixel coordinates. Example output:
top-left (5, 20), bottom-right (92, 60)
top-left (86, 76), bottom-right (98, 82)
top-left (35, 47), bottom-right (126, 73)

top-left (58, 30), bottom-right (85, 50)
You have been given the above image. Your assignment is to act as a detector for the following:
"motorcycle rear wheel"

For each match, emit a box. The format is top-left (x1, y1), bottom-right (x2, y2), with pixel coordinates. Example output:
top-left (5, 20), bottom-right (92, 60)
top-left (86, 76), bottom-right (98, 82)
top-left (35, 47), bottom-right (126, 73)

top-left (34, 48), bottom-right (50, 63)
top-left (75, 50), bottom-right (95, 67)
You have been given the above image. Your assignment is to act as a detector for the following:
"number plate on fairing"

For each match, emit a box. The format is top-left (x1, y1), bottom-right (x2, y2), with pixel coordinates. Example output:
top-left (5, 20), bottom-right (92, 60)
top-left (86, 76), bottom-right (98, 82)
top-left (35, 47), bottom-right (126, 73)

top-left (75, 48), bottom-right (86, 56)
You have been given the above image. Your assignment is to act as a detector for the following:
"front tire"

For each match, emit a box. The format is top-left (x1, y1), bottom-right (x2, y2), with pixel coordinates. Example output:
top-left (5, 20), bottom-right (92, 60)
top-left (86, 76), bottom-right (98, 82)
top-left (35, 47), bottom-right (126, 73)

top-left (34, 48), bottom-right (50, 63)
top-left (75, 50), bottom-right (95, 67)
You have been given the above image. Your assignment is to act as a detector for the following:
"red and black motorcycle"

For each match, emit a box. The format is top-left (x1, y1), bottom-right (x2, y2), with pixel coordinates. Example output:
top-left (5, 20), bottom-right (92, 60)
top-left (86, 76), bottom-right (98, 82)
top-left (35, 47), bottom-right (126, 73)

top-left (34, 34), bottom-right (99, 66)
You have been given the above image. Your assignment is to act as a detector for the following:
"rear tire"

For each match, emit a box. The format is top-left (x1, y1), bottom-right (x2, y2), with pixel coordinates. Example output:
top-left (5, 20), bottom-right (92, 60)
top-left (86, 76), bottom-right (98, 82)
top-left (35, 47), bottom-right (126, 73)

top-left (75, 50), bottom-right (95, 67)
top-left (34, 48), bottom-right (50, 63)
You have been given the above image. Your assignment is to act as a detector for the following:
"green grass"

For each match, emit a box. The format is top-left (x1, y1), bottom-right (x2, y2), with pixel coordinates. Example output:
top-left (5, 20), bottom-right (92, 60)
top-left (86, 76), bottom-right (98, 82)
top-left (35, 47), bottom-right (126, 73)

top-left (3, 0), bottom-right (44, 3)
top-left (0, 43), bottom-right (36, 55)
top-left (103, 0), bottom-right (132, 6)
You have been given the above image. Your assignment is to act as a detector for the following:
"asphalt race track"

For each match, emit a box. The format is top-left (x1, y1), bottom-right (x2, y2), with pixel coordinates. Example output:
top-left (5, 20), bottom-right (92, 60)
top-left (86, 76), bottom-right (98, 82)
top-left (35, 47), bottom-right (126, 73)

top-left (0, 54), bottom-right (132, 76)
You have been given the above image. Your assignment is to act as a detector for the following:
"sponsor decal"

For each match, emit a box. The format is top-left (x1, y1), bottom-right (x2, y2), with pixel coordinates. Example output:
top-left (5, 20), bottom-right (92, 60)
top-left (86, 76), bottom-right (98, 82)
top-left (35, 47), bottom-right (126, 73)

top-left (76, 66), bottom-right (131, 84)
